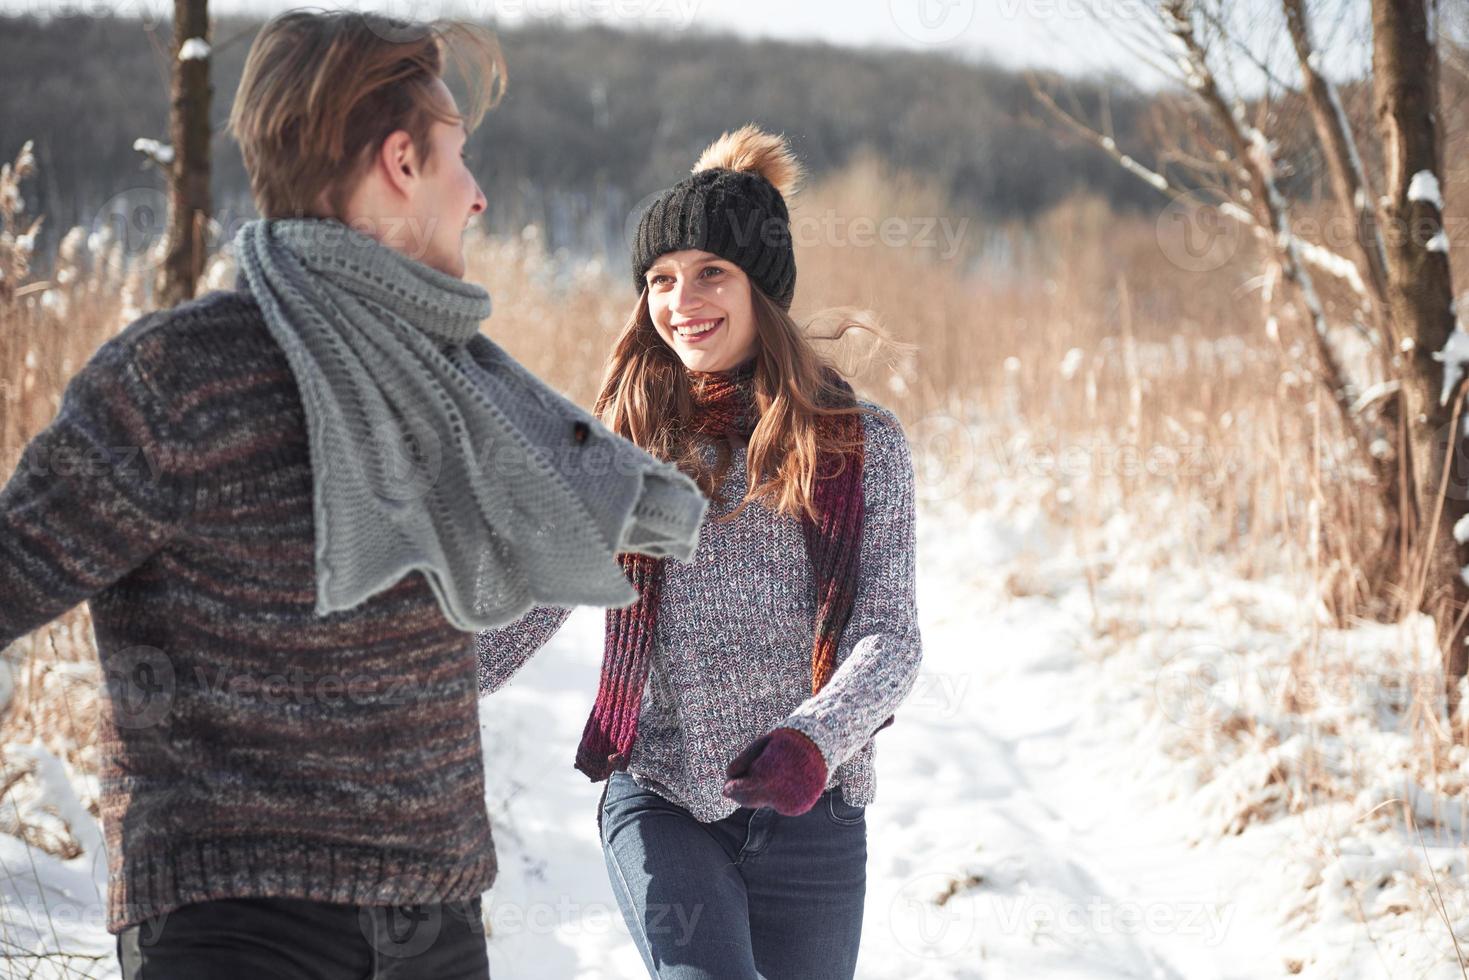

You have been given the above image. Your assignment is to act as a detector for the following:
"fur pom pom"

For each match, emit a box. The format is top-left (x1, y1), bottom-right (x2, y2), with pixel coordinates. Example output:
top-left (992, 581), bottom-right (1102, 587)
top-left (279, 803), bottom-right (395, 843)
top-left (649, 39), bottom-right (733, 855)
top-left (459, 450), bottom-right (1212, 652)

top-left (692, 124), bottom-right (803, 199)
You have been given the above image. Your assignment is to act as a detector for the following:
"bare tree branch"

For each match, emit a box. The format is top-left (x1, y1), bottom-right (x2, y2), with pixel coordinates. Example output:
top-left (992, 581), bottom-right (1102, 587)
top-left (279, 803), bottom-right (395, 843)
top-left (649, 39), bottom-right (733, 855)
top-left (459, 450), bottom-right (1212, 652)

top-left (1029, 79), bottom-right (1370, 304)
top-left (1159, 0), bottom-right (1378, 472)
top-left (1282, 0), bottom-right (1392, 330)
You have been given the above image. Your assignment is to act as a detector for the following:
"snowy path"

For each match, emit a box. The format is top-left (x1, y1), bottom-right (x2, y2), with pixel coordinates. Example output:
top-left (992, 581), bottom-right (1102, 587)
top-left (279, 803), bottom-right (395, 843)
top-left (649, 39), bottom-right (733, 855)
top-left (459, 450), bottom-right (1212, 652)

top-left (475, 500), bottom-right (1293, 979)
top-left (822, 503), bottom-right (1289, 980)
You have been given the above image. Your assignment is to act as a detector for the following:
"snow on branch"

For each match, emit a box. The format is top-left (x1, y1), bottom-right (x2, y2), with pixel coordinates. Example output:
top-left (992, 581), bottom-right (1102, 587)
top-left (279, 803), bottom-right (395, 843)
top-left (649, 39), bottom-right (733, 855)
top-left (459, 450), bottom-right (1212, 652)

top-left (1029, 84), bottom-right (1366, 300)
top-left (1408, 170), bottom-right (1445, 211)
top-left (1432, 299), bottom-right (1469, 407)
top-left (178, 37), bottom-right (211, 61)
top-left (132, 138), bottom-right (174, 167)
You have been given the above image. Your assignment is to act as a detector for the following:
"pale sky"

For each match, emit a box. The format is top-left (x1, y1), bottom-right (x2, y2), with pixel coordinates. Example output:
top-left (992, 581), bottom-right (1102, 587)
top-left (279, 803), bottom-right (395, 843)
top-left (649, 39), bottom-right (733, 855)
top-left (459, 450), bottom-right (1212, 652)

top-left (6, 0), bottom-right (1382, 89)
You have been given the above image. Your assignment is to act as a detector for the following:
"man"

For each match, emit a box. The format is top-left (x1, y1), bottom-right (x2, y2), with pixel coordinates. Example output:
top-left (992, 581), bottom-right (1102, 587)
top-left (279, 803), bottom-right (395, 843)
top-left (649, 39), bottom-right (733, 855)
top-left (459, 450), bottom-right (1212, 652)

top-left (0, 11), bottom-right (706, 979)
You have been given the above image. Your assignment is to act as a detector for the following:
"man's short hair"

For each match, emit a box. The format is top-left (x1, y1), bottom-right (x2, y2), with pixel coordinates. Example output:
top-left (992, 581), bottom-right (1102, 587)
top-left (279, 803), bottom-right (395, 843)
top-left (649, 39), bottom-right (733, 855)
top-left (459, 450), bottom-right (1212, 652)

top-left (229, 11), bottom-right (505, 220)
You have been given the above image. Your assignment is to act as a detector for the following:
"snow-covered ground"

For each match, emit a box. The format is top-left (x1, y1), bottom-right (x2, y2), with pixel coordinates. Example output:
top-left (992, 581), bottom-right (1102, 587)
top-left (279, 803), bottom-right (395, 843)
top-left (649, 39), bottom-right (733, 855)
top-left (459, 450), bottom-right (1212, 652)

top-left (4, 434), bottom-right (1469, 979)
top-left (476, 498), bottom-right (1285, 980)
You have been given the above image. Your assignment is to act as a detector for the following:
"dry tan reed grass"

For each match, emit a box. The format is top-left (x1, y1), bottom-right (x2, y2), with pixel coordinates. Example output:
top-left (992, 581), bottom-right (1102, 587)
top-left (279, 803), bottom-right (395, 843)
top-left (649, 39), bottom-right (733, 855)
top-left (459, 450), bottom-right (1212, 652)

top-left (0, 146), bottom-right (1458, 856)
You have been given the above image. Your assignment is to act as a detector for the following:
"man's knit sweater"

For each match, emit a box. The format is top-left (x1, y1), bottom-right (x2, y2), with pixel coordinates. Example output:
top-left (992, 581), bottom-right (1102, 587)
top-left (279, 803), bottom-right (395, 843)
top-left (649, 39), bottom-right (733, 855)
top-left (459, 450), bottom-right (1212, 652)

top-left (477, 402), bottom-right (922, 821)
top-left (0, 288), bottom-right (497, 932)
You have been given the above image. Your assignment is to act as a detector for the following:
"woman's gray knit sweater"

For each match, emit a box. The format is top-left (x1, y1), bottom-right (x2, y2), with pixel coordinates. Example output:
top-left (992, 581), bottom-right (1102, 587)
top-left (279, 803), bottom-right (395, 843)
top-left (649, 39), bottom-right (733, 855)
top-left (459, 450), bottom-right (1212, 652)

top-left (476, 401), bottom-right (922, 821)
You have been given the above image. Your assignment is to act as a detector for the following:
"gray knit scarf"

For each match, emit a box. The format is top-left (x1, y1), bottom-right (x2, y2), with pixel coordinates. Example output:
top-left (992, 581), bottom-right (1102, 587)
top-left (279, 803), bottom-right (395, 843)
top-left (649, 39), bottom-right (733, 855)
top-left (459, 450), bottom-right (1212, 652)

top-left (234, 217), bottom-right (708, 630)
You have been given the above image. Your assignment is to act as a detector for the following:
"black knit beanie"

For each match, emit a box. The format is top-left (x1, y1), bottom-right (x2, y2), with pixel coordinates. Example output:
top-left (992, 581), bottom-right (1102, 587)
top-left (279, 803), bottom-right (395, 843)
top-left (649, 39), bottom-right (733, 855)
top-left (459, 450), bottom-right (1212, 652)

top-left (631, 127), bottom-right (800, 310)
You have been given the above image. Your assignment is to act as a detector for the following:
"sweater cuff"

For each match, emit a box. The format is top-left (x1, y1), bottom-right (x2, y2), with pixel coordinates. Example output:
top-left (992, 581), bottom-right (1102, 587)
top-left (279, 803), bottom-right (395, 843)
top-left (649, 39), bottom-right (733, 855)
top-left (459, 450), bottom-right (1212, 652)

top-left (776, 718), bottom-right (838, 776)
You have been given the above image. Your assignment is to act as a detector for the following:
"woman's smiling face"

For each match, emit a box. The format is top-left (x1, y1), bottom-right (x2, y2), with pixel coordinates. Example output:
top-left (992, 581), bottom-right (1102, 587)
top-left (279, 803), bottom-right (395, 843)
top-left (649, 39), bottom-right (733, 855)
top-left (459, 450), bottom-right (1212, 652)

top-left (644, 249), bottom-right (759, 373)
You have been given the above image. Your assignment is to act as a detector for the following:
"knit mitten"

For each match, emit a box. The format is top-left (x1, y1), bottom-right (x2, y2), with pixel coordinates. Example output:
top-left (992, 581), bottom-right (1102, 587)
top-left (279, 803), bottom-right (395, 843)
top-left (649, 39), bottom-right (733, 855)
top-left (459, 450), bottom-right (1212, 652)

top-left (721, 727), bottom-right (829, 816)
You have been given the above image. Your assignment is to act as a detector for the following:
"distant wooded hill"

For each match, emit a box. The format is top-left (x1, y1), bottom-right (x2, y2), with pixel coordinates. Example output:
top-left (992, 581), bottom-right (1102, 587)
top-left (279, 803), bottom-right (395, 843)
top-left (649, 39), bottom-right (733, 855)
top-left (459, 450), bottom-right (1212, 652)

top-left (0, 12), bottom-right (1169, 261)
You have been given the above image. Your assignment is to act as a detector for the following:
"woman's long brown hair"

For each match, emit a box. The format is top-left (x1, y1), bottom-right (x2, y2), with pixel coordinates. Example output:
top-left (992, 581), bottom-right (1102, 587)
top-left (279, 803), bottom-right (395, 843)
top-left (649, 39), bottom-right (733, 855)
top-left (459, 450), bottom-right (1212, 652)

top-left (592, 283), bottom-right (891, 525)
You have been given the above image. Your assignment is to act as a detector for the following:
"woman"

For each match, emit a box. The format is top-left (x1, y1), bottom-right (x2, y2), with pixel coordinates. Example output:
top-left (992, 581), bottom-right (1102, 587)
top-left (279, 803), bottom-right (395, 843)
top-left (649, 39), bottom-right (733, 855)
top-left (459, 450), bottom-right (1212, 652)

top-left (476, 124), bottom-right (922, 980)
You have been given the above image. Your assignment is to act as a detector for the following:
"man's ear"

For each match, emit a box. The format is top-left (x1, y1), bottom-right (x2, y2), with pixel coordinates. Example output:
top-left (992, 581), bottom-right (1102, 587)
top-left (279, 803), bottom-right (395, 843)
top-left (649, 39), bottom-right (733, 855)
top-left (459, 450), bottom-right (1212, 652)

top-left (377, 129), bottom-right (418, 199)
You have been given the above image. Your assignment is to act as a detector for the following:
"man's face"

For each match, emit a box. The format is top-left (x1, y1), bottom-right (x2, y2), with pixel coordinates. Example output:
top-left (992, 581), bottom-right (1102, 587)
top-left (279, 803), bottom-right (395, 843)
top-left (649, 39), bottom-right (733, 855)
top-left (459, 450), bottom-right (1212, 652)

top-left (342, 76), bottom-right (487, 279)
top-left (409, 77), bottom-right (487, 279)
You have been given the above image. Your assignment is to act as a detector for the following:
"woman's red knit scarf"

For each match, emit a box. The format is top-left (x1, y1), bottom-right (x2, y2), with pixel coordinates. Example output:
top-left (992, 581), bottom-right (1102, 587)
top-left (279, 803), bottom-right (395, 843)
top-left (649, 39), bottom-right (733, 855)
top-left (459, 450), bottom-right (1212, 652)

top-left (574, 358), bottom-right (883, 781)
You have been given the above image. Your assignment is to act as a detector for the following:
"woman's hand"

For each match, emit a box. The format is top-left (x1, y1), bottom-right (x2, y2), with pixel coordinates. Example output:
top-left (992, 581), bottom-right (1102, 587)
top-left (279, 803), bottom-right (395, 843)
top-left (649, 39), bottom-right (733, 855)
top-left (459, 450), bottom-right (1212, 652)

top-left (721, 727), bottom-right (829, 816)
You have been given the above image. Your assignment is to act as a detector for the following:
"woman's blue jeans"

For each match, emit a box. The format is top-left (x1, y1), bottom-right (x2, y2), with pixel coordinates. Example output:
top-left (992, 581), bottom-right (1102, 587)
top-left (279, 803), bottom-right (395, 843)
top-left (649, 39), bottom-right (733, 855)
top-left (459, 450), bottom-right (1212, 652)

top-left (598, 769), bottom-right (867, 980)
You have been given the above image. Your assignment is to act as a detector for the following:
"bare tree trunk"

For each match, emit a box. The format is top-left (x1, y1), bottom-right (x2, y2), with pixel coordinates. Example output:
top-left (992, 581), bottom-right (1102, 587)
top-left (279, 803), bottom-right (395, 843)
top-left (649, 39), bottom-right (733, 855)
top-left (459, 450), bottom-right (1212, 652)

top-left (1282, 0), bottom-right (1409, 608)
top-left (1371, 0), bottom-right (1468, 714)
top-left (160, 0), bottom-right (211, 308)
